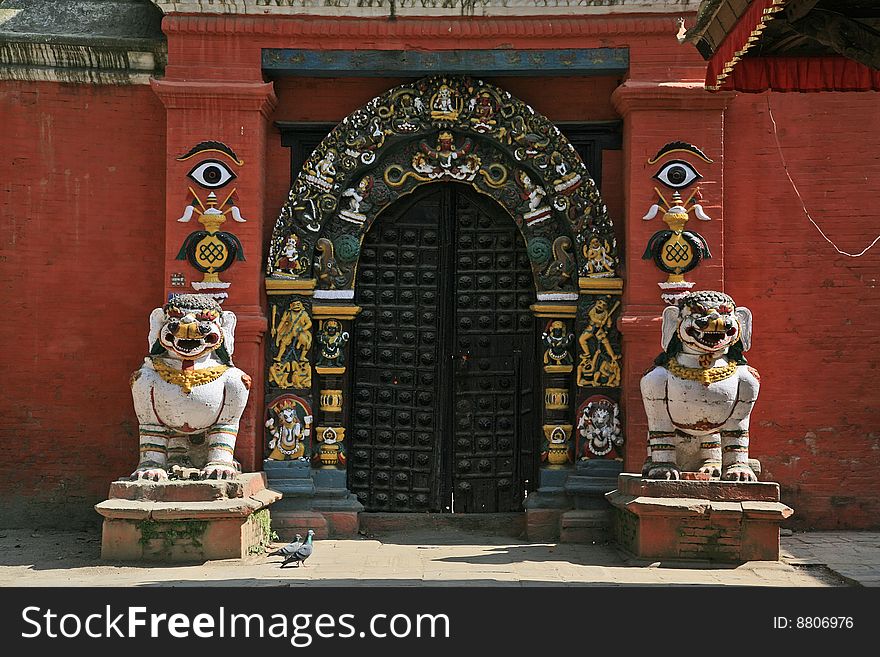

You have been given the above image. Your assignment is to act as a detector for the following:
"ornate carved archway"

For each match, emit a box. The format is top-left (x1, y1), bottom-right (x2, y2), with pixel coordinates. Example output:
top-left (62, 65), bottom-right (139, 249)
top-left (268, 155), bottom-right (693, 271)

top-left (267, 76), bottom-right (618, 296)
top-left (264, 76), bottom-right (624, 513)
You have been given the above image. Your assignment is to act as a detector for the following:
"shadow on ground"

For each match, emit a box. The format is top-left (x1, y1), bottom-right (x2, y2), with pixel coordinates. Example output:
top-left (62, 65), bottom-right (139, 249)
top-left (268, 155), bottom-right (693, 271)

top-left (134, 578), bottom-right (729, 587)
top-left (0, 527), bottom-right (852, 588)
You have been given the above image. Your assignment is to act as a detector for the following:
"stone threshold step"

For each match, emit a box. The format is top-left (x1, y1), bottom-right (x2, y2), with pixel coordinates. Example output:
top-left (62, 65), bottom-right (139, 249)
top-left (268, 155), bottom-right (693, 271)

top-left (358, 512), bottom-right (527, 537)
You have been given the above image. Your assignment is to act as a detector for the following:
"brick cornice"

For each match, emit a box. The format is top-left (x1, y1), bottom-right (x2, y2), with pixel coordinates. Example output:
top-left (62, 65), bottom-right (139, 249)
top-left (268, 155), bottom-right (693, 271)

top-left (150, 79), bottom-right (278, 117)
top-left (611, 80), bottom-right (734, 115)
top-left (162, 14), bottom-right (683, 39)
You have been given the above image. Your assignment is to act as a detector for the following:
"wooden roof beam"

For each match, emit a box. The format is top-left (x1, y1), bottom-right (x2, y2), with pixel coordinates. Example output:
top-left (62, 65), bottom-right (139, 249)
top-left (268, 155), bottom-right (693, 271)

top-left (788, 8), bottom-right (880, 69)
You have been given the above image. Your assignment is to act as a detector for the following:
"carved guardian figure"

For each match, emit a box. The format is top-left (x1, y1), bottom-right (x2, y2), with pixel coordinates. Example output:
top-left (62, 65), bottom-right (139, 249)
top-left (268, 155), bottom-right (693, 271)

top-left (640, 291), bottom-right (759, 482)
top-left (130, 294), bottom-right (251, 481)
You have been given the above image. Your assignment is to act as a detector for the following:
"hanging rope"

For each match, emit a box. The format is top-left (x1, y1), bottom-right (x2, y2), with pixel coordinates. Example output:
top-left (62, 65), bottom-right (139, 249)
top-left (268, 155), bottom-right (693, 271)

top-left (767, 96), bottom-right (880, 258)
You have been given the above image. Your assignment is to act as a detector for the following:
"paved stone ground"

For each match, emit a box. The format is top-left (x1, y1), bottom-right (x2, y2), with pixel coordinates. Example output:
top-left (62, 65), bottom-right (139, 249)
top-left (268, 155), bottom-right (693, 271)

top-left (0, 526), bottom-right (869, 587)
top-left (781, 531), bottom-right (880, 587)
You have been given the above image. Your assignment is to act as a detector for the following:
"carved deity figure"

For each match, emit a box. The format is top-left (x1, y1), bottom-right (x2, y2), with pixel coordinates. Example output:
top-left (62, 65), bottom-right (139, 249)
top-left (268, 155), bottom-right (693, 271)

top-left (277, 234), bottom-right (306, 275)
top-left (550, 150), bottom-right (582, 193)
top-left (315, 150), bottom-right (337, 181)
top-left (542, 320), bottom-right (574, 367)
top-left (391, 91), bottom-right (424, 133)
top-left (274, 300), bottom-right (311, 362)
top-left (130, 294), bottom-right (250, 480)
top-left (413, 132), bottom-right (480, 181)
top-left (430, 84), bottom-right (460, 120)
top-left (269, 300), bottom-right (312, 389)
top-left (266, 398), bottom-right (312, 461)
top-left (468, 91), bottom-right (498, 131)
top-left (317, 319), bottom-right (350, 369)
top-left (577, 298), bottom-right (621, 387)
top-left (342, 176), bottom-right (372, 216)
top-left (641, 290), bottom-right (759, 482)
top-left (303, 149), bottom-right (338, 192)
top-left (578, 397), bottom-right (623, 458)
top-left (516, 170), bottom-right (547, 212)
top-left (583, 236), bottom-right (616, 277)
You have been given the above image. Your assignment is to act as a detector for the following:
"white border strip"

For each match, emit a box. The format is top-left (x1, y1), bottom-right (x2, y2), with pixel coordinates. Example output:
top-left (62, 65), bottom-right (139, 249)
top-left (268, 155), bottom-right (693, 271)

top-left (314, 289), bottom-right (355, 300)
top-left (536, 292), bottom-right (578, 301)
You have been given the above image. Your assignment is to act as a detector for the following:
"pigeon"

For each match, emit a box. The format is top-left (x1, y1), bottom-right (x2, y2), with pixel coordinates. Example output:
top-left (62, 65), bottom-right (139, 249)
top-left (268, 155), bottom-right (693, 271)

top-left (268, 534), bottom-right (303, 558)
top-left (281, 529), bottom-right (314, 568)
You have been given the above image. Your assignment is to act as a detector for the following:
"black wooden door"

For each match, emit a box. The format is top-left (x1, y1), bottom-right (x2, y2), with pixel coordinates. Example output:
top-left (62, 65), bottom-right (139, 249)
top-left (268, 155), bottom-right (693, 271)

top-left (349, 184), bottom-right (537, 513)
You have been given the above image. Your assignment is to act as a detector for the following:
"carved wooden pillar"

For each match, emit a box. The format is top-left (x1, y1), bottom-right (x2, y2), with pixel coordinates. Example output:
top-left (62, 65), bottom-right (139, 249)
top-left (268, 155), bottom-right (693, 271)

top-left (312, 304), bottom-right (361, 475)
top-left (532, 303), bottom-right (578, 470)
top-left (574, 276), bottom-right (624, 462)
top-left (265, 279), bottom-right (316, 466)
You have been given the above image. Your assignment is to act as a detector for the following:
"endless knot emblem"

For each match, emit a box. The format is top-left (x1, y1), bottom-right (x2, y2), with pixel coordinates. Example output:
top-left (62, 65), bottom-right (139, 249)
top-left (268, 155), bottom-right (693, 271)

top-left (199, 242), bottom-right (227, 264)
top-left (664, 242), bottom-right (690, 263)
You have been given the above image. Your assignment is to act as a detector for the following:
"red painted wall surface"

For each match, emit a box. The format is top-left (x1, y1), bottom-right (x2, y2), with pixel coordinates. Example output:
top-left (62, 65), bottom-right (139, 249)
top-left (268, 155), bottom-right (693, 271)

top-left (724, 92), bottom-right (880, 528)
top-left (267, 75), bottom-right (880, 529)
top-left (0, 14), bottom-right (877, 530)
top-left (0, 81), bottom-right (165, 526)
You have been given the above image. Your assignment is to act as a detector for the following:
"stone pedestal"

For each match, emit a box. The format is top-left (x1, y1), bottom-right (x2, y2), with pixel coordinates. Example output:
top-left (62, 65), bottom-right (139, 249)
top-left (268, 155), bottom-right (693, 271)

top-left (560, 459), bottom-right (623, 543)
top-left (606, 473), bottom-right (793, 562)
top-left (264, 460), bottom-right (315, 503)
top-left (312, 468), bottom-right (363, 537)
top-left (95, 472), bottom-right (281, 561)
top-left (264, 459), bottom-right (324, 539)
top-left (525, 462), bottom-right (625, 542)
top-left (264, 461), bottom-right (363, 539)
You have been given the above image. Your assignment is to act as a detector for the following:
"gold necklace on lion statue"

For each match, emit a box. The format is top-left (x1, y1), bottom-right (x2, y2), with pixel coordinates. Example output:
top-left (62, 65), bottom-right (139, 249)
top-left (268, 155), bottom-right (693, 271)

top-left (665, 356), bottom-right (738, 386)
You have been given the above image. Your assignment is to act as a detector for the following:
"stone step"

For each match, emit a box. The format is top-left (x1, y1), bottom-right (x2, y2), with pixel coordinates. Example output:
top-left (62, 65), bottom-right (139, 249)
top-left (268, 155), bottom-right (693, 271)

top-left (358, 512), bottom-right (526, 537)
top-left (559, 509), bottom-right (612, 543)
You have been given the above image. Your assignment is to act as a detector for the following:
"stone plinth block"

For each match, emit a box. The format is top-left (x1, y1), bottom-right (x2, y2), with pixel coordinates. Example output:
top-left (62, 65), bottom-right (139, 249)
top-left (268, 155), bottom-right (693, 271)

top-left (606, 473), bottom-right (793, 562)
top-left (524, 466), bottom-right (575, 512)
top-left (96, 473), bottom-right (282, 561)
top-left (324, 511), bottom-right (360, 537)
top-left (526, 508), bottom-right (564, 542)
top-left (264, 459), bottom-right (315, 498)
top-left (271, 511), bottom-right (330, 541)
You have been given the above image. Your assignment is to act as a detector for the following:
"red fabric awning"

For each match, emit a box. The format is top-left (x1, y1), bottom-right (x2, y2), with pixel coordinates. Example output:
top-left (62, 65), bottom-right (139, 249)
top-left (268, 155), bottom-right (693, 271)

top-left (715, 56), bottom-right (880, 92)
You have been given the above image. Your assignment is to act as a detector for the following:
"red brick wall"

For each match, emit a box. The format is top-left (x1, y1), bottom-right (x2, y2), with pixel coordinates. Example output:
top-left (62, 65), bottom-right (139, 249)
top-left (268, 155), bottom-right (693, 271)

top-left (0, 81), bottom-right (165, 527)
top-left (724, 92), bottom-right (880, 528)
top-left (268, 80), bottom-right (880, 529)
top-left (2, 13), bottom-right (878, 531)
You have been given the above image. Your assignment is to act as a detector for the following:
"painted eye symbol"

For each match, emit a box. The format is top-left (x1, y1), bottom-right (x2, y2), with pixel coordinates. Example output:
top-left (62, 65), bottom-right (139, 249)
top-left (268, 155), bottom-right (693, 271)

top-left (187, 159), bottom-right (237, 189)
top-left (653, 160), bottom-right (702, 189)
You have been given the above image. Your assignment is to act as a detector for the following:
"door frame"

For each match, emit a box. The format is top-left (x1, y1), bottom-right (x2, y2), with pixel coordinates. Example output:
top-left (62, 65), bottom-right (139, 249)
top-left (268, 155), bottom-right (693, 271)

top-left (266, 76), bottom-right (624, 514)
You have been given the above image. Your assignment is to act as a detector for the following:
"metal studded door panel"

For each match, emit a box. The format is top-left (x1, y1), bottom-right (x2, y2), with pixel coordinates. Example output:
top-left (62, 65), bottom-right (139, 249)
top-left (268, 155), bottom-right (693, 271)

top-left (452, 192), bottom-right (536, 512)
top-left (350, 184), bottom-right (536, 513)
top-left (350, 196), bottom-right (444, 512)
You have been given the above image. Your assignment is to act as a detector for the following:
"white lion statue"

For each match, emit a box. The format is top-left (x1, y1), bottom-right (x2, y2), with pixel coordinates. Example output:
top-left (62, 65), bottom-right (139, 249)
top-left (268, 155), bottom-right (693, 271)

top-left (130, 294), bottom-right (251, 481)
top-left (640, 290), bottom-right (760, 482)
